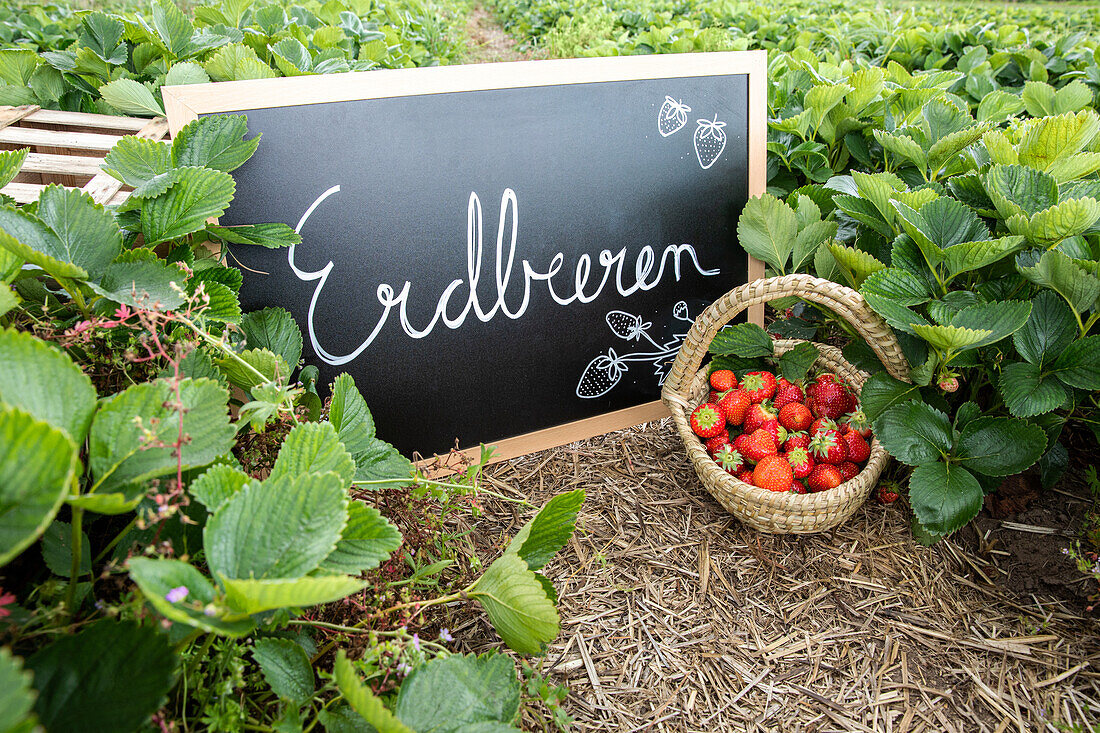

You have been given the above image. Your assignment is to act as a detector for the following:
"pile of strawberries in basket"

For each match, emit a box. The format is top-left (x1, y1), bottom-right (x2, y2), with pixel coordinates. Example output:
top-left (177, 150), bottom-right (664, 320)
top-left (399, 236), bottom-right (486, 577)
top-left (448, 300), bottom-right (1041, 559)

top-left (691, 368), bottom-right (874, 494)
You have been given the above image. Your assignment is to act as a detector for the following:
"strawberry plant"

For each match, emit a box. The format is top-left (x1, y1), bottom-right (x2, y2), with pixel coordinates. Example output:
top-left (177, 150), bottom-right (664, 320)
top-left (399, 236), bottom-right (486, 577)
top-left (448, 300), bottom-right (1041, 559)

top-left (0, 0), bottom-right (465, 116)
top-left (0, 115), bottom-right (583, 732)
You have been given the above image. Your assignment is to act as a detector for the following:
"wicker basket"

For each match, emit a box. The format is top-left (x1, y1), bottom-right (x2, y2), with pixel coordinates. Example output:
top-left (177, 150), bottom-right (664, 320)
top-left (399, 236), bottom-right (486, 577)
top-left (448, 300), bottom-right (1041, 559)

top-left (661, 274), bottom-right (911, 534)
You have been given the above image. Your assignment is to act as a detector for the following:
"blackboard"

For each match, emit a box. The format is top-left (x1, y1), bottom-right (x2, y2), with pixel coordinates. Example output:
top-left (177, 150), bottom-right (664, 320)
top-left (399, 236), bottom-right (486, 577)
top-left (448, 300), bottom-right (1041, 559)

top-left (164, 53), bottom-right (766, 461)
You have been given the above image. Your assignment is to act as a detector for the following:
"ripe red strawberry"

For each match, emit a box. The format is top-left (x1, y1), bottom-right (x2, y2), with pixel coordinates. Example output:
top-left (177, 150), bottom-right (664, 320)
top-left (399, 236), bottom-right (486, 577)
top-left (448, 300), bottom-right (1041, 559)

top-left (837, 461), bottom-right (860, 481)
top-left (773, 383), bottom-right (805, 411)
top-left (743, 402), bottom-right (777, 434)
top-left (784, 447), bottom-right (814, 479)
top-left (776, 377), bottom-right (794, 391)
top-left (718, 389), bottom-right (752, 426)
top-left (736, 468), bottom-right (755, 484)
top-left (713, 444), bottom-right (744, 474)
top-left (809, 416), bottom-right (838, 436)
top-left (753, 455), bottom-right (794, 492)
top-left (809, 430), bottom-right (848, 465)
top-left (783, 431), bottom-right (811, 451)
top-left (741, 371), bottom-right (777, 403)
top-left (810, 381), bottom-right (854, 420)
top-left (705, 431), bottom-right (730, 454)
top-left (807, 464), bottom-right (843, 492)
top-left (840, 409), bottom-right (872, 438)
top-left (791, 480), bottom-right (808, 494)
top-left (759, 418), bottom-right (781, 440)
top-left (875, 483), bottom-right (900, 504)
top-left (690, 403), bottom-right (725, 438)
top-left (778, 402), bottom-right (812, 432)
top-left (732, 432), bottom-right (750, 455)
top-left (740, 428), bottom-right (778, 463)
top-left (710, 369), bottom-right (737, 392)
top-left (708, 390), bottom-right (721, 404)
top-left (842, 431), bottom-right (870, 464)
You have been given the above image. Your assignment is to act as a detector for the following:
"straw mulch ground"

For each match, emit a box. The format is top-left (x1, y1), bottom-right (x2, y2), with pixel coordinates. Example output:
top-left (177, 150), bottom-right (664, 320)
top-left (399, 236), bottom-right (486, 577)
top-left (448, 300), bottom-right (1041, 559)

top-left (445, 418), bottom-right (1100, 732)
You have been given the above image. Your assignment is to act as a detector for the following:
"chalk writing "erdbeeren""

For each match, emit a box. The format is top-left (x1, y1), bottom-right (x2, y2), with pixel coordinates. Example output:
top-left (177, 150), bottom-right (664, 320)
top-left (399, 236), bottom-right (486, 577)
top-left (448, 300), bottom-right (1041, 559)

top-left (289, 186), bottom-right (721, 366)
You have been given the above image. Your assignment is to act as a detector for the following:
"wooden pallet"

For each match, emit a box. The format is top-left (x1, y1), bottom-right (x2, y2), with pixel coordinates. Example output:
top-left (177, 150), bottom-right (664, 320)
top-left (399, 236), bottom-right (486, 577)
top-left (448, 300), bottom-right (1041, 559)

top-left (0, 105), bottom-right (169, 206)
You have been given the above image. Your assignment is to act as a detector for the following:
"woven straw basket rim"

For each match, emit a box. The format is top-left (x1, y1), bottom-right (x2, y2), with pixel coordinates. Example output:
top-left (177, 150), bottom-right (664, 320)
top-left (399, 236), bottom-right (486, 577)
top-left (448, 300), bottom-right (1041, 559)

top-left (661, 274), bottom-right (911, 534)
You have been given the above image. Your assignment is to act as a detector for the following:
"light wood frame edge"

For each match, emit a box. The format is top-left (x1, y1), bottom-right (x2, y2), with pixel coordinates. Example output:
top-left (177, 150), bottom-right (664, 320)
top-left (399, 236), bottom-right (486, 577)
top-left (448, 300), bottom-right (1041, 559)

top-left (162, 51), bottom-right (769, 468)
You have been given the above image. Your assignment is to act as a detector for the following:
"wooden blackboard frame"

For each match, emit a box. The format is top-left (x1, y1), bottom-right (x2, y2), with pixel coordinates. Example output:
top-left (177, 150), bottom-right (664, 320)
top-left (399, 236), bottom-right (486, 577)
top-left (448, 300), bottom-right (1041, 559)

top-left (163, 52), bottom-right (767, 465)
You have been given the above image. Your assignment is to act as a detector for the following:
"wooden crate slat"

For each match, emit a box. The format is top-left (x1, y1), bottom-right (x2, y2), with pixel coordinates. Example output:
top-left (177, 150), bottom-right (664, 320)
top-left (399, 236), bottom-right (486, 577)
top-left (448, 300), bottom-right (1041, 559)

top-left (3, 182), bottom-right (48, 204)
top-left (0, 105), bottom-right (40, 132)
top-left (21, 152), bottom-right (104, 177)
top-left (0, 109), bottom-right (169, 206)
top-left (0, 126), bottom-right (124, 152)
top-left (25, 108), bottom-right (150, 132)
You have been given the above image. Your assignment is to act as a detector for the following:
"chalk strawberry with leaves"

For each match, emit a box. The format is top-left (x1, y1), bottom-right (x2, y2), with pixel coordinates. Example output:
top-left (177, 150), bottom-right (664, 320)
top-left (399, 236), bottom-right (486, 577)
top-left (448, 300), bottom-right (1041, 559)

top-left (693, 115), bottom-right (727, 169)
top-left (658, 96), bottom-right (692, 137)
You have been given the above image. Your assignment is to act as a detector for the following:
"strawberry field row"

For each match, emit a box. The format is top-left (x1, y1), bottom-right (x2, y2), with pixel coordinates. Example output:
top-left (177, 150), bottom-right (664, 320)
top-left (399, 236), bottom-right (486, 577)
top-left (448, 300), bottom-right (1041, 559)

top-left (0, 0), bottom-right (466, 117)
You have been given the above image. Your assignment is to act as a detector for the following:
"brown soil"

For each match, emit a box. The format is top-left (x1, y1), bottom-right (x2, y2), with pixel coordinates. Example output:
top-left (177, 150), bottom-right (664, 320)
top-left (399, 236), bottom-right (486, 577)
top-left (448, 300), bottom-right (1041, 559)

top-left (968, 431), bottom-right (1100, 613)
top-left (441, 419), bottom-right (1100, 732)
top-left (463, 5), bottom-right (537, 64)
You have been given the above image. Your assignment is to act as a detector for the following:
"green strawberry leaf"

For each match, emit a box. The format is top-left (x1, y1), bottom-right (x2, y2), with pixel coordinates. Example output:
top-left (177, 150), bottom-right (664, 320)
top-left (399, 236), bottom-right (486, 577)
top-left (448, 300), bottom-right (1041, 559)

top-left (26, 620), bottom-right (177, 733)
top-left (875, 402), bottom-right (952, 466)
top-left (955, 416), bottom-right (1047, 476)
top-left (205, 472), bottom-right (348, 582)
top-left (252, 638), bottom-right (314, 706)
top-left (998, 361), bottom-right (1068, 418)
top-left (504, 489), bottom-right (584, 571)
top-left (709, 322), bottom-right (774, 358)
top-left (908, 462), bottom-right (983, 537)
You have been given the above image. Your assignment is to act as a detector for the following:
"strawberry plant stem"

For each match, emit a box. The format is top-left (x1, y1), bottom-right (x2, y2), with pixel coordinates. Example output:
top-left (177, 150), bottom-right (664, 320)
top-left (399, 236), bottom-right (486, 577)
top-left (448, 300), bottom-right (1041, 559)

top-left (309, 592), bottom-right (464, 663)
top-left (66, 505), bottom-right (84, 615)
top-left (352, 478), bottom-right (533, 506)
top-left (92, 515), bottom-right (138, 565)
top-left (56, 277), bottom-right (90, 317)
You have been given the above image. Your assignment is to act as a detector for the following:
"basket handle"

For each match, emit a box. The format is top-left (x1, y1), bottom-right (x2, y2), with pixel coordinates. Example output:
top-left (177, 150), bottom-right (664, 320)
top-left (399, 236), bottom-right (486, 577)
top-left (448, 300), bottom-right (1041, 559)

top-left (662, 274), bottom-right (910, 406)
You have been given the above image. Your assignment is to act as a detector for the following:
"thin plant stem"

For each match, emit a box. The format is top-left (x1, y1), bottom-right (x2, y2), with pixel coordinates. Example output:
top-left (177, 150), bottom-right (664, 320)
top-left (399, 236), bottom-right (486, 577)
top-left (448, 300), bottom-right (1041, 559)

top-left (66, 504), bottom-right (84, 615)
top-left (93, 515), bottom-right (139, 565)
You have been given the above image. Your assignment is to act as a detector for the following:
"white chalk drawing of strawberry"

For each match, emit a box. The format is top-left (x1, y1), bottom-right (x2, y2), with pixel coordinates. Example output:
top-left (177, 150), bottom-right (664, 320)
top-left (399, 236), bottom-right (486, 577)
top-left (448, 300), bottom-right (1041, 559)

top-left (576, 301), bottom-right (695, 399)
top-left (657, 96), bottom-right (692, 137)
top-left (693, 116), bottom-right (727, 170)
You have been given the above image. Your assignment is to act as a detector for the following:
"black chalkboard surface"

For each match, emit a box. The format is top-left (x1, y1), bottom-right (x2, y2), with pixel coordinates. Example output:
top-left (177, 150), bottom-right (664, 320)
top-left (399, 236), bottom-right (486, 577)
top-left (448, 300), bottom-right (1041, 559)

top-left (164, 53), bottom-right (766, 459)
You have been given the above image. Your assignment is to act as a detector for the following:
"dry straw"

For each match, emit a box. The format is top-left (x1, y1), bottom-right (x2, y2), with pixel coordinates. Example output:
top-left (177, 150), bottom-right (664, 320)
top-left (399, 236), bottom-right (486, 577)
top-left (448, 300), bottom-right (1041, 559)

top-left (661, 274), bottom-right (911, 533)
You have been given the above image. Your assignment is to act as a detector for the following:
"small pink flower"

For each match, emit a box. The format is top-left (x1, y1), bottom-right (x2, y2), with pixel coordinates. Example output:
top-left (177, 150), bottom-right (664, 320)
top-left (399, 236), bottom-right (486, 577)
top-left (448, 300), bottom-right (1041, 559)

top-left (165, 586), bottom-right (189, 603)
top-left (114, 304), bottom-right (133, 320)
top-left (0, 588), bottom-right (15, 619)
